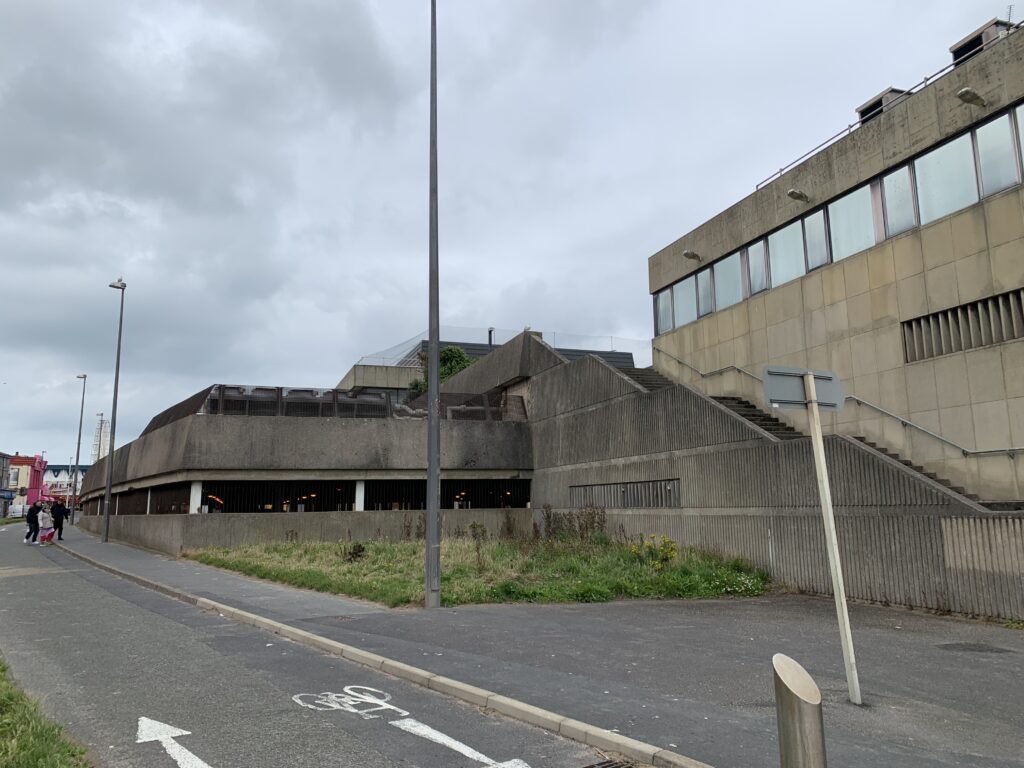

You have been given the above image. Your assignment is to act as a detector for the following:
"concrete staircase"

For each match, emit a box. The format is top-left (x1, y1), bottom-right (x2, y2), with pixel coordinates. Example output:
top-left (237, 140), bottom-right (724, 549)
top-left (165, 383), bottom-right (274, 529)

top-left (621, 367), bottom-right (675, 392)
top-left (847, 437), bottom-right (1024, 510)
top-left (711, 396), bottom-right (804, 440)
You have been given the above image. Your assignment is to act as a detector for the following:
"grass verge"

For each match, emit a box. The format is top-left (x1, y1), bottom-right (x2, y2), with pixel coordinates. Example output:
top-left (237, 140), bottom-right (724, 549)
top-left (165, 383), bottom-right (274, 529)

top-left (186, 536), bottom-right (768, 608)
top-left (0, 517), bottom-right (25, 526)
top-left (0, 659), bottom-right (90, 768)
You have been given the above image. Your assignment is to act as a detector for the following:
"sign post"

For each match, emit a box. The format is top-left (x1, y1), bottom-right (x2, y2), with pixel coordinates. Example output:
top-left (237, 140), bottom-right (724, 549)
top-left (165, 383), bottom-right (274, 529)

top-left (764, 367), bottom-right (862, 705)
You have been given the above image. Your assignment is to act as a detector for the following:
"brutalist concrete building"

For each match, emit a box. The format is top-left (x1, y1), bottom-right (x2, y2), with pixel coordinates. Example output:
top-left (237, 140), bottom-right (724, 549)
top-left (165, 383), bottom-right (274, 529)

top-left (649, 19), bottom-right (1024, 505)
top-left (80, 22), bottom-right (1024, 621)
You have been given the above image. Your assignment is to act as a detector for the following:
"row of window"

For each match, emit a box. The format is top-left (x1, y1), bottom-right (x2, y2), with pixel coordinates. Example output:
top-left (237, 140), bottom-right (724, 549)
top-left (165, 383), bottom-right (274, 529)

top-left (655, 103), bottom-right (1024, 335)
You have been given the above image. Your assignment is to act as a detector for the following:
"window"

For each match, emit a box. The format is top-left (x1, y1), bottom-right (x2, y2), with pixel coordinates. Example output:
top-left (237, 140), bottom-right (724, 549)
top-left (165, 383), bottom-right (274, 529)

top-left (1018, 106), bottom-right (1024, 164)
top-left (767, 220), bottom-right (805, 287)
top-left (882, 166), bottom-right (916, 236)
top-left (803, 210), bottom-right (829, 270)
top-left (747, 240), bottom-right (767, 294)
top-left (828, 185), bottom-right (876, 260)
top-left (672, 277), bottom-right (697, 327)
top-left (654, 289), bottom-right (672, 335)
top-left (976, 114), bottom-right (1019, 197)
top-left (696, 269), bottom-right (714, 316)
top-left (713, 253), bottom-right (743, 309)
top-left (915, 133), bottom-right (979, 224)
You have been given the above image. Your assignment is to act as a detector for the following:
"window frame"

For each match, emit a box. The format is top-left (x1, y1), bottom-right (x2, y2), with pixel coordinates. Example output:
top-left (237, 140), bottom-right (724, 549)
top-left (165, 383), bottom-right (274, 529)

top-left (880, 164), bottom-right (920, 238)
top-left (972, 112), bottom-right (1022, 199)
top-left (913, 131), bottom-right (981, 225)
top-left (801, 208), bottom-right (831, 272)
top-left (696, 268), bottom-right (715, 317)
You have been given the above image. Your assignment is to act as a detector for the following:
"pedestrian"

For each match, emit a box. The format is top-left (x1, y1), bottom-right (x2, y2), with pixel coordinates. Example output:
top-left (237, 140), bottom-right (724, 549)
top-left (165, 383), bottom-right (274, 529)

top-left (38, 504), bottom-right (55, 544)
top-left (23, 501), bottom-right (41, 544)
top-left (51, 500), bottom-right (68, 541)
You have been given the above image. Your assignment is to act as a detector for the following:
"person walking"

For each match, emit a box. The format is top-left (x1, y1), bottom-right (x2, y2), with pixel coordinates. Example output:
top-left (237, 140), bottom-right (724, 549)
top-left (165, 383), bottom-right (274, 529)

top-left (38, 505), bottom-right (55, 544)
top-left (51, 500), bottom-right (67, 541)
top-left (23, 501), bottom-right (41, 544)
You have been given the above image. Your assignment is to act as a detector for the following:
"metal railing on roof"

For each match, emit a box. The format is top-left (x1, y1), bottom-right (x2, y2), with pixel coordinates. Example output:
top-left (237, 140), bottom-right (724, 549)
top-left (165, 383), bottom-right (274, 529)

top-left (652, 346), bottom-right (1023, 458)
top-left (756, 21), bottom-right (1023, 190)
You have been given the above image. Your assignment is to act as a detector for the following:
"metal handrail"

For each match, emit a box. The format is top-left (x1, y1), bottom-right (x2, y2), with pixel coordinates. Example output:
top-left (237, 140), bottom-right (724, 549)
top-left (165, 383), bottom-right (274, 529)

top-left (652, 346), bottom-right (1023, 457)
top-left (756, 21), bottom-right (1023, 189)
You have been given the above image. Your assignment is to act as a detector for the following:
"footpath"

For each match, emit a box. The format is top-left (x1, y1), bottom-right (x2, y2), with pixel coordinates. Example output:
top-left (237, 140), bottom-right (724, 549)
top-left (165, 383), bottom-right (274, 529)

top-left (55, 528), bottom-right (1024, 768)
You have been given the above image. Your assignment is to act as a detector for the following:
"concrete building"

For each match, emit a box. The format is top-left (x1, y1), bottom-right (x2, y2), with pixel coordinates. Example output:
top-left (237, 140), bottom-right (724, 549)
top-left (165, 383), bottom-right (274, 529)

top-left (649, 19), bottom-right (1024, 504)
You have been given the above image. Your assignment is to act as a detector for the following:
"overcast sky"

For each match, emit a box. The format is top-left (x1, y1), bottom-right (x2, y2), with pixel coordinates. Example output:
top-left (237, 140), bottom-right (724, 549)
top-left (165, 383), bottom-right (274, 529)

top-left (0, 0), bottom-right (991, 464)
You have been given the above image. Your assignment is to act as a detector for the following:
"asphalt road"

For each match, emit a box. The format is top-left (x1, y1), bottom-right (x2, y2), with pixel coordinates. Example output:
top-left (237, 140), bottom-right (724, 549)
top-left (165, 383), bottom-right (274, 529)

top-left (0, 531), bottom-right (601, 768)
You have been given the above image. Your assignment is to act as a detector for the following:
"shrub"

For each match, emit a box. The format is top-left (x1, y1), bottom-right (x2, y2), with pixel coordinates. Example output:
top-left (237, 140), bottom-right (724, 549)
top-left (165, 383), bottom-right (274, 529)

top-left (629, 534), bottom-right (678, 571)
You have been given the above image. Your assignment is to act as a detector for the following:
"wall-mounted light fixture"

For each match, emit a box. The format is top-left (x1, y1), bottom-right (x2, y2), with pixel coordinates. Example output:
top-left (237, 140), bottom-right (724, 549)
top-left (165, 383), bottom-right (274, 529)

top-left (787, 188), bottom-right (810, 203)
top-left (681, 249), bottom-right (702, 262)
top-left (955, 86), bottom-right (987, 107)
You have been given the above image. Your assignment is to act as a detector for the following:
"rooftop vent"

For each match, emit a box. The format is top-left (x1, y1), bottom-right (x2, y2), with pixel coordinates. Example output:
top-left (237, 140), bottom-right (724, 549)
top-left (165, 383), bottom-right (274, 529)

top-left (950, 18), bottom-right (1013, 66)
top-left (856, 87), bottom-right (908, 124)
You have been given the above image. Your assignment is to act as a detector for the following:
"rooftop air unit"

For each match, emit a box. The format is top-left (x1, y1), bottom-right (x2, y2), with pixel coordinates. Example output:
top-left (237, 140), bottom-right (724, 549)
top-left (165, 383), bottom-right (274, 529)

top-left (950, 18), bottom-right (1013, 66)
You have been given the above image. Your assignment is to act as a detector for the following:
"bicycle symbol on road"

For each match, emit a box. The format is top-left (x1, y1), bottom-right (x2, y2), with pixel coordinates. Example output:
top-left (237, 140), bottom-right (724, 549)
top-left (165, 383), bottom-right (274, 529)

top-left (293, 684), bottom-right (531, 767)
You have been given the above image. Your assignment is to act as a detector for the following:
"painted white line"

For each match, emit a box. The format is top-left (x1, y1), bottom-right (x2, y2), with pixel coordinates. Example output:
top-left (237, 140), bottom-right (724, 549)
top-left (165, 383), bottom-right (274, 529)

top-left (136, 717), bottom-right (212, 768)
top-left (389, 718), bottom-right (498, 764)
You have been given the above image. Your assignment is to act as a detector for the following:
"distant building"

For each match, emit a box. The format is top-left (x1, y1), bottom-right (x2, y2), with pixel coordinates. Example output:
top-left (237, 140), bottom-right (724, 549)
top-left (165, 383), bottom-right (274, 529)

top-left (0, 453), bottom-right (12, 517)
top-left (10, 454), bottom-right (48, 508)
top-left (648, 19), bottom-right (1024, 503)
top-left (43, 464), bottom-right (91, 505)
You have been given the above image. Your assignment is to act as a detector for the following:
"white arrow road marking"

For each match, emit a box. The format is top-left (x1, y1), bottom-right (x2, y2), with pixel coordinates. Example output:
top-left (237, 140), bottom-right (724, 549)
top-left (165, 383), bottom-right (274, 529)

top-left (136, 717), bottom-right (212, 768)
top-left (389, 718), bottom-right (531, 767)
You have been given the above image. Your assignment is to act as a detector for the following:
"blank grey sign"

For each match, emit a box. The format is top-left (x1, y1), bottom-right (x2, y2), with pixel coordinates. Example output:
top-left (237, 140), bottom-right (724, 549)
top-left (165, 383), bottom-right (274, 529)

top-left (763, 366), bottom-right (845, 411)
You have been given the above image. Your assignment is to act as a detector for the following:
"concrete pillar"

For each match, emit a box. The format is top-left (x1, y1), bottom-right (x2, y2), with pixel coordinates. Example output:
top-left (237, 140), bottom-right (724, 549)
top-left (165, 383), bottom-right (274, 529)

top-left (114, 495), bottom-right (119, 515)
top-left (189, 481), bottom-right (202, 514)
top-left (146, 488), bottom-right (151, 515)
top-left (354, 481), bottom-right (365, 512)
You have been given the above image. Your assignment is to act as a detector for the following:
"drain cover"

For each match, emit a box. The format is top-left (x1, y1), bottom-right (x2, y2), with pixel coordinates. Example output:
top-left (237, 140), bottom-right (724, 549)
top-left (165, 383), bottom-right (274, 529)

top-left (582, 762), bottom-right (634, 768)
top-left (937, 642), bottom-right (1012, 653)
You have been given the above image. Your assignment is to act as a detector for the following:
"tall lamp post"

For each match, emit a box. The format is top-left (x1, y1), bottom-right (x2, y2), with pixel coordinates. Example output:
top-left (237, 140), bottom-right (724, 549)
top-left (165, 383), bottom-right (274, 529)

top-left (102, 278), bottom-right (126, 543)
top-left (71, 374), bottom-right (86, 524)
top-left (424, 0), bottom-right (442, 609)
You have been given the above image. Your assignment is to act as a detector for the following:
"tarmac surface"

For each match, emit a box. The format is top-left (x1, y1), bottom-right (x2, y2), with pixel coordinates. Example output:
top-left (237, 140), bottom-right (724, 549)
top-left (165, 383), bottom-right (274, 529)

top-left (5, 524), bottom-right (1024, 767)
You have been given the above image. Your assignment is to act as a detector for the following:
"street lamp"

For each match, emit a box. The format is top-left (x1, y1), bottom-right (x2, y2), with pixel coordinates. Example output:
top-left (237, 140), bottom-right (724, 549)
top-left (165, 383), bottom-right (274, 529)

top-left (424, 0), bottom-right (441, 609)
top-left (71, 374), bottom-right (86, 524)
top-left (102, 278), bottom-right (126, 543)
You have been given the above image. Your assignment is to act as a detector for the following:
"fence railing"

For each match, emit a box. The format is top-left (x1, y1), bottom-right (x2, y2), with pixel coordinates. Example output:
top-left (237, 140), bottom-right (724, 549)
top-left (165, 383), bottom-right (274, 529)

top-left (651, 346), bottom-right (1024, 457)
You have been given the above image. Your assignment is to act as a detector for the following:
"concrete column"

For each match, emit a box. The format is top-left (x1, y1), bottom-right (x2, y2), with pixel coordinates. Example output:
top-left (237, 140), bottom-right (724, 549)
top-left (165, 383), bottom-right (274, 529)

top-left (114, 495), bottom-right (119, 515)
top-left (146, 488), bottom-right (151, 515)
top-left (354, 481), bottom-right (365, 512)
top-left (189, 481), bottom-right (202, 514)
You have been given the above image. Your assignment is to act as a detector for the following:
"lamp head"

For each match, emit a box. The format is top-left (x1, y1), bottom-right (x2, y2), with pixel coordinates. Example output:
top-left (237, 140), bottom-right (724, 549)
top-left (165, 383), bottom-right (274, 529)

top-left (681, 249), bottom-right (702, 262)
top-left (76, 374), bottom-right (86, 380)
top-left (955, 87), bottom-right (987, 108)
top-left (109, 277), bottom-right (126, 290)
top-left (787, 188), bottom-right (811, 203)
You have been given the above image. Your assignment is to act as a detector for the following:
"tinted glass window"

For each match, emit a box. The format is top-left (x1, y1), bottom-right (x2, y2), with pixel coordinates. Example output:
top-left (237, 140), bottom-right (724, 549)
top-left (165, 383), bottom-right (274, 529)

top-left (828, 185), bottom-right (875, 261)
top-left (1018, 106), bottom-right (1024, 164)
top-left (976, 114), bottom-right (1018, 197)
top-left (713, 253), bottom-right (743, 309)
top-left (882, 166), bottom-right (916, 236)
top-left (655, 289), bottom-right (672, 335)
top-left (915, 134), bottom-right (979, 224)
top-left (672, 277), bottom-right (697, 327)
top-left (696, 269), bottom-right (714, 316)
top-left (767, 221), bottom-right (805, 287)
top-left (803, 210), bottom-right (829, 270)
top-left (747, 240), bottom-right (767, 294)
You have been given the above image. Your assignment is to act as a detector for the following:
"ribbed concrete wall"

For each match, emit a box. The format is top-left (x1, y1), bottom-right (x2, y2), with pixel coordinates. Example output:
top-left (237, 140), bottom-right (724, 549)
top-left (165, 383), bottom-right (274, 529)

top-left (79, 508), bottom-right (533, 556)
top-left (534, 435), bottom-right (976, 511)
top-left (532, 384), bottom-right (768, 470)
top-left (441, 332), bottom-right (565, 395)
top-left (589, 508), bottom-right (1024, 621)
top-left (527, 355), bottom-right (642, 421)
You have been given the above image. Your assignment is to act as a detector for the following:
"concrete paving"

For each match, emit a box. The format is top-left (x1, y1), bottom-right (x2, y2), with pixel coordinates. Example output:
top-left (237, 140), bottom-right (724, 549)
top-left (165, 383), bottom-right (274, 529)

top-left (0, 527), bottom-right (601, 768)
top-left (41, 527), bottom-right (1024, 766)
